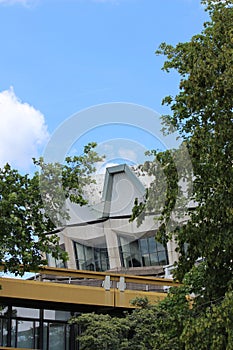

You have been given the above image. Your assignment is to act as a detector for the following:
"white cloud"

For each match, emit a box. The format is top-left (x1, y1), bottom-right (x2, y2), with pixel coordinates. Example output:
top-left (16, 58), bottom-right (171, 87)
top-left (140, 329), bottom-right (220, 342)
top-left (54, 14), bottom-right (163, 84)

top-left (0, 87), bottom-right (49, 171)
top-left (118, 148), bottom-right (138, 162)
top-left (0, 0), bottom-right (36, 6)
top-left (95, 139), bottom-right (149, 170)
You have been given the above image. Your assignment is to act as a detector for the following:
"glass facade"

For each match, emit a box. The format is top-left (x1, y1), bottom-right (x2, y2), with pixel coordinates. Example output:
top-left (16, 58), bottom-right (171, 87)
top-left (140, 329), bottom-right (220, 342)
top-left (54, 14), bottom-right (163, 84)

top-left (43, 323), bottom-right (70, 350)
top-left (46, 254), bottom-right (67, 268)
top-left (0, 318), bottom-right (7, 346)
top-left (119, 236), bottom-right (168, 268)
top-left (46, 243), bottom-right (67, 268)
top-left (73, 241), bottom-right (109, 271)
top-left (0, 305), bottom-right (77, 350)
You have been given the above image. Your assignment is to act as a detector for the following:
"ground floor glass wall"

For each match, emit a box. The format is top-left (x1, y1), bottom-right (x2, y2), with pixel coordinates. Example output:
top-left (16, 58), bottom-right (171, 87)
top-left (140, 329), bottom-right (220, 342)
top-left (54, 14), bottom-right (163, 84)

top-left (0, 305), bottom-right (77, 349)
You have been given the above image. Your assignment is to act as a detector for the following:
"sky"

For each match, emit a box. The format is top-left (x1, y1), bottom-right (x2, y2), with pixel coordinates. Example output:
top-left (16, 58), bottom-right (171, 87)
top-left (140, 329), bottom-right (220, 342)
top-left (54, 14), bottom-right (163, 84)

top-left (0, 0), bottom-right (208, 173)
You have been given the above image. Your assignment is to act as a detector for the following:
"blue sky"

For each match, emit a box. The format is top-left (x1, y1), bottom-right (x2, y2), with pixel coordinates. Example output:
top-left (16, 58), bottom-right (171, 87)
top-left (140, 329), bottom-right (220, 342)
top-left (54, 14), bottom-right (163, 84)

top-left (0, 0), bottom-right (208, 172)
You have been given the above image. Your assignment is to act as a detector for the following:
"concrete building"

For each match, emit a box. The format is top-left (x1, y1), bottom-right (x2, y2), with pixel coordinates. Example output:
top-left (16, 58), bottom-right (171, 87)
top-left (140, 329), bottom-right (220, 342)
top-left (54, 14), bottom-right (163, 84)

top-left (48, 164), bottom-right (180, 277)
top-left (0, 164), bottom-right (184, 349)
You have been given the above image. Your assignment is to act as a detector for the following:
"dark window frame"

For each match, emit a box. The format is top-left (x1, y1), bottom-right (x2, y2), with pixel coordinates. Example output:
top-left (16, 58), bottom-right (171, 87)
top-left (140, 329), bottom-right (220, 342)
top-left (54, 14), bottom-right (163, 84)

top-left (0, 305), bottom-right (77, 350)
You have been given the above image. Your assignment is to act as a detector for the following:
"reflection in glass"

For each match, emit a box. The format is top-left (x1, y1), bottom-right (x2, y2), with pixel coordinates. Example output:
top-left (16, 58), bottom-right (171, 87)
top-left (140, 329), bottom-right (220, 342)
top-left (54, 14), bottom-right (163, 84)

top-left (148, 237), bottom-right (157, 253)
top-left (12, 307), bottom-right (39, 319)
top-left (17, 321), bottom-right (38, 348)
top-left (119, 235), bottom-right (168, 268)
top-left (11, 319), bottom-right (16, 347)
top-left (158, 251), bottom-right (168, 265)
top-left (139, 238), bottom-right (148, 254)
top-left (0, 319), bottom-right (7, 347)
top-left (150, 253), bottom-right (159, 265)
top-left (49, 324), bottom-right (65, 350)
top-left (44, 310), bottom-right (71, 321)
top-left (142, 254), bottom-right (150, 266)
top-left (44, 323), bottom-right (69, 350)
top-left (0, 306), bottom-right (73, 349)
top-left (74, 241), bottom-right (109, 271)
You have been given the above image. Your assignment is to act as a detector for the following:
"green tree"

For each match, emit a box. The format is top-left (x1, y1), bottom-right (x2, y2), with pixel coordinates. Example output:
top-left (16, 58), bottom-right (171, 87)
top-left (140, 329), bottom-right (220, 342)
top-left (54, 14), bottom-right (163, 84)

top-left (181, 290), bottom-right (233, 350)
top-left (0, 142), bottom-right (102, 275)
top-left (133, 0), bottom-right (233, 301)
top-left (70, 289), bottom-right (192, 350)
top-left (70, 313), bottom-right (130, 350)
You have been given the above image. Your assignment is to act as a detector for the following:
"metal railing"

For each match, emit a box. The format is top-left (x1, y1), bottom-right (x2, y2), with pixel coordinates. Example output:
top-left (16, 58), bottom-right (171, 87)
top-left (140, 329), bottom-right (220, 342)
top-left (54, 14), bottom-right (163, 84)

top-left (33, 266), bottom-right (181, 293)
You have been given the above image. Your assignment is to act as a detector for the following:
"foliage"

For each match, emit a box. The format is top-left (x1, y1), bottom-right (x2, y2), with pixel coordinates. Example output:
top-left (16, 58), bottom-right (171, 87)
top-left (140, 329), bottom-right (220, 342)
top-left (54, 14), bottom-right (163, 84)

top-left (0, 142), bottom-right (102, 275)
top-left (133, 0), bottom-right (233, 300)
top-left (71, 272), bottom-right (233, 350)
top-left (70, 313), bottom-right (130, 350)
top-left (70, 287), bottom-right (191, 350)
top-left (182, 291), bottom-right (233, 350)
top-left (127, 289), bottom-right (191, 350)
top-left (130, 144), bottom-right (192, 245)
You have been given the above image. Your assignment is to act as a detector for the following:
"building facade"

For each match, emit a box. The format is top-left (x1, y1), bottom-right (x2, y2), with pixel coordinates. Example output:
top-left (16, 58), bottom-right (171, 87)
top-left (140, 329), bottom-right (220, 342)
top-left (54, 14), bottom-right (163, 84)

top-left (0, 164), bottom-right (184, 349)
top-left (49, 164), bottom-right (180, 276)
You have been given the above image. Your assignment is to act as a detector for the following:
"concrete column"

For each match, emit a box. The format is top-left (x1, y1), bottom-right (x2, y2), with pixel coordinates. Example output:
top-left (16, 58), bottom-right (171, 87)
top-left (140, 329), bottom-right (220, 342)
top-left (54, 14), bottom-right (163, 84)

top-left (104, 221), bottom-right (121, 270)
top-left (167, 237), bottom-right (179, 266)
top-left (63, 230), bottom-right (77, 269)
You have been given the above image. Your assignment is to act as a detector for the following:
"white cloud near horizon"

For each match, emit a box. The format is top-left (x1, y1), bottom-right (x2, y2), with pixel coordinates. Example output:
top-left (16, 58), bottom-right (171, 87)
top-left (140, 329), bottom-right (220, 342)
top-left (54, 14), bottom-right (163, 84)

top-left (0, 87), bottom-right (49, 171)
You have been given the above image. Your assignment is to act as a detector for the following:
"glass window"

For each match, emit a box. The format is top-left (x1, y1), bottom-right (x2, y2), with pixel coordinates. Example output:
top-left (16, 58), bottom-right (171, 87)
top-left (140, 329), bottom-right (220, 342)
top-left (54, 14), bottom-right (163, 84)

top-left (130, 241), bottom-right (142, 267)
top-left (139, 238), bottom-right (148, 254)
top-left (44, 310), bottom-right (71, 321)
top-left (85, 246), bottom-right (93, 268)
top-left (100, 248), bottom-right (109, 271)
top-left (0, 318), bottom-right (8, 347)
top-left (76, 243), bottom-right (85, 261)
top-left (16, 320), bottom-right (36, 348)
top-left (150, 253), bottom-right (159, 265)
top-left (48, 323), bottom-right (68, 350)
top-left (141, 254), bottom-right (150, 267)
top-left (0, 306), bottom-right (74, 350)
top-left (12, 307), bottom-right (39, 319)
top-left (11, 319), bottom-right (17, 347)
top-left (120, 239), bottom-right (142, 268)
top-left (73, 241), bottom-right (110, 272)
top-left (158, 250), bottom-right (168, 265)
top-left (119, 235), bottom-right (168, 268)
top-left (43, 323), bottom-right (69, 350)
top-left (46, 254), bottom-right (66, 268)
top-left (46, 244), bottom-right (67, 268)
top-left (148, 237), bottom-right (157, 253)
top-left (156, 241), bottom-right (165, 252)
